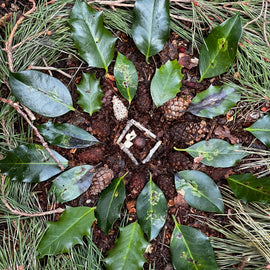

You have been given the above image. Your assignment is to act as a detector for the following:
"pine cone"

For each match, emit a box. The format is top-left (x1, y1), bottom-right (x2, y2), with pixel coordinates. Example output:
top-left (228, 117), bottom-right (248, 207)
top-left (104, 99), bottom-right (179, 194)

top-left (90, 167), bottom-right (114, 195)
top-left (168, 152), bottom-right (190, 171)
top-left (162, 95), bottom-right (192, 121)
top-left (135, 89), bottom-right (151, 113)
top-left (170, 121), bottom-right (209, 145)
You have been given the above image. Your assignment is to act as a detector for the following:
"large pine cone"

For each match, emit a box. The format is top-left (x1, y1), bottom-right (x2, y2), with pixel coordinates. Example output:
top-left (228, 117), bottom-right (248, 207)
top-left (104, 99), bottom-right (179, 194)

top-left (89, 167), bottom-right (114, 195)
top-left (162, 95), bottom-right (192, 121)
top-left (170, 121), bottom-right (209, 145)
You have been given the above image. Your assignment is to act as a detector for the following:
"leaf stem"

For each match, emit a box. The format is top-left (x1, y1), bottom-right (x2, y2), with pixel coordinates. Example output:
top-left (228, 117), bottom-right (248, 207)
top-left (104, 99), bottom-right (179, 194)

top-left (174, 147), bottom-right (186, 152)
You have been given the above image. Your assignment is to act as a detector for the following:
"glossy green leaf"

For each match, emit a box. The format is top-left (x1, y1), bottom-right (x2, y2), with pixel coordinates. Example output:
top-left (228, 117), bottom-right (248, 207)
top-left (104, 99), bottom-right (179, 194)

top-left (170, 216), bottom-right (218, 270)
top-left (96, 173), bottom-right (127, 234)
top-left (175, 139), bottom-right (248, 168)
top-left (0, 144), bottom-right (68, 183)
top-left (136, 174), bottom-right (167, 241)
top-left (131, 0), bottom-right (170, 62)
top-left (175, 170), bottom-right (224, 213)
top-left (227, 173), bottom-right (270, 204)
top-left (37, 121), bottom-right (99, 149)
top-left (9, 71), bottom-right (74, 117)
top-left (188, 84), bottom-right (240, 119)
top-left (245, 114), bottom-right (270, 148)
top-left (199, 13), bottom-right (242, 81)
top-left (70, 1), bottom-right (117, 73)
top-left (150, 60), bottom-right (183, 107)
top-left (105, 222), bottom-right (148, 270)
top-left (37, 206), bottom-right (96, 258)
top-left (50, 165), bottom-right (94, 203)
top-left (114, 52), bottom-right (138, 104)
top-left (76, 72), bottom-right (103, 115)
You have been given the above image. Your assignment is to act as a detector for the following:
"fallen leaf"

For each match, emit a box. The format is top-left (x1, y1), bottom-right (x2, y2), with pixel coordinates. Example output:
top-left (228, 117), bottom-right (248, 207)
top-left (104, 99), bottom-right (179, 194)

top-left (214, 126), bottom-right (239, 144)
top-left (178, 53), bottom-right (198, 69)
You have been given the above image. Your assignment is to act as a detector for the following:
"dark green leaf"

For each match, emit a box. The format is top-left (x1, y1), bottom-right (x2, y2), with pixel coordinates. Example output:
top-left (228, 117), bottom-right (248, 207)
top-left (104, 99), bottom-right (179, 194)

top-left (0, 144), bottom-right (68, 183)
top-left (114, 52), bottom-right (138, 104)
top-left (9, 71), bottom-right (74, 117)
top-left (76, 72), bottom-right (103, 115)
top-left (175, 170), bottom-right (224, 213)
top-left (175, 139), bottom-right (248, 168)
top-left (96, 173), bottom-right (127, 234)
top-left (150, 60), bottom-right (183, 107)
top-left (50, 165), bottom-right (94, 203)
top-left (136, 174), bottom-right (167, 241)
top-left (105, 222), bottom-right (148, 270)
top-left (37, 206), bottom-right (96, 258)
top-left (70, 1), bottom-right (117, 72)
top-left (131, 0), bottom-right (170, 62)
top-left (245, 114), bottom-right (270, 148)
top-left (170, 216), bottom-right (218, 270)
top-left (188, 84), bottom-right (241, 119)
top-left (37, 121), bottom-right (99, 149)
top-left (199, 13), bottom-right (242, 81)
top-left (227, 173), bottom-right (270, 204)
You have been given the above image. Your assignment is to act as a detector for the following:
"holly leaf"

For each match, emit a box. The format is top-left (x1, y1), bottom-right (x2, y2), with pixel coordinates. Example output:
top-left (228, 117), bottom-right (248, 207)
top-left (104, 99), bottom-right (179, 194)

top-left (136, 174), bottom-right (167, 241)
top-left (188, 84), bottom-right (241, 119)
top-left (104, 222), bottom-right (148, 270)
top-left (227, 173), bottom-right (270, 204)
top-left (50, 165), bottom-right (94, 203)
top-left (37, 206), bottom-right (96, 258)
top-left (114, 52), bottom-right (138, 104)
top-left (70, 1), bottom-right (117, 72)
top-left (245, 114), bottom-right (270, 148)
top-left (9, 71), bottom-right (74, 117)
top-left (170, 216), bottom-right (218, 270)
top-left (0, 144), bottom-right (68, 183)
top-left (199, 13), bottom-right (242, 81)
top-left (37, 121), bottom-right (99, 149)
top-left (76, 72), bottom-right (103, 115)
top-left (96, 173), bottom-right (127, 234)
top-left (175, 170), bottom-right (224, 213)
top-left (151, 60), bottom-right (183, 107)
top-left (175, 139), bottom-right (248, 168)
top-left (131, 0), bottom-right (170, 62)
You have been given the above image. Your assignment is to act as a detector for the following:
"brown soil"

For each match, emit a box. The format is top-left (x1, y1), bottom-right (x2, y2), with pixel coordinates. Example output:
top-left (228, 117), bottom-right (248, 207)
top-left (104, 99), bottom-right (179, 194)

top-left (1, 1), bottom-right (268, 269)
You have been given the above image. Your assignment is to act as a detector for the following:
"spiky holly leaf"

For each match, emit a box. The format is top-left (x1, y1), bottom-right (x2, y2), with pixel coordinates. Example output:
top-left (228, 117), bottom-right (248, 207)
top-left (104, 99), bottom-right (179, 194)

top-left (37, 206), bottom-right (96, 258)
top-left (70, 1), bottom-right (116, 72)
top-left (104, 222), bottom-right (148, 270)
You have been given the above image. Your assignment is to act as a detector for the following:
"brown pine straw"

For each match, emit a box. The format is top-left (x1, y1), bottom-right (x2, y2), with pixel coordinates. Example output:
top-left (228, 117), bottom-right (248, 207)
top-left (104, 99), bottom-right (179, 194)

top-left (1, 175), bottom-right (64, 217)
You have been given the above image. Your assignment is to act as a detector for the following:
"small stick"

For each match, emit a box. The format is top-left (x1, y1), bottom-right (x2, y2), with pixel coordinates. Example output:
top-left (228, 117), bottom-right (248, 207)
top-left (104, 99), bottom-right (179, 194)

top-left (1, 175), bottom-right (64, 217)
top-left (0, 97), bottom-right (65, 171)
top-left (5, 0), bottom-right (36, 72)
top-left (42, 58), bottom-right (53, 76)
top-left (28, 65), bottom-right (72, 79)
top-left (263, 0), bottom-right (270, 47)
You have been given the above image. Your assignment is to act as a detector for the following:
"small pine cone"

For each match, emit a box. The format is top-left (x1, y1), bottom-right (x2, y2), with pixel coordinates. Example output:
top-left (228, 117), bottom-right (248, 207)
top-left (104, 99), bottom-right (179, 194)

top-left (112, 96), bottom-right (128, 121)
top-left (170, 121), bottom-right (209, 145)
top-left (162, 95), bottom-right (192, 121)
top-left (90, 167), bottom-right (114, 195)
top-left (168, 152), bottom-right (190, 171)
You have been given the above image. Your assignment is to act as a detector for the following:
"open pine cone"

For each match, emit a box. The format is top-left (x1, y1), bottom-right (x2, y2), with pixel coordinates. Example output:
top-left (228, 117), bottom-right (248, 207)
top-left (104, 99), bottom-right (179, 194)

top-left (89, 167), bottom-right (114, 195)
top-left (162, 95), bottom-right (192, 121)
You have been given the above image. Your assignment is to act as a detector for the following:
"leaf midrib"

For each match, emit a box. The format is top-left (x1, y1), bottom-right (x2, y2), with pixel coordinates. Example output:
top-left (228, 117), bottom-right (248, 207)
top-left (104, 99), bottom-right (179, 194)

top-left (146, 0), bottom-right (156, 61)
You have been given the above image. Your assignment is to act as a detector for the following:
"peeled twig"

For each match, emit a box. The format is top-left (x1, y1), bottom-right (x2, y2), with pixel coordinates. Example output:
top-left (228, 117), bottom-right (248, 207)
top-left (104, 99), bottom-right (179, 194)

top-left (1, 175), bottom-right (64, 217)
top-left (0, 97), bottom-right (65, 171)
top-left (28, 65), bottom-right (72, 79)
